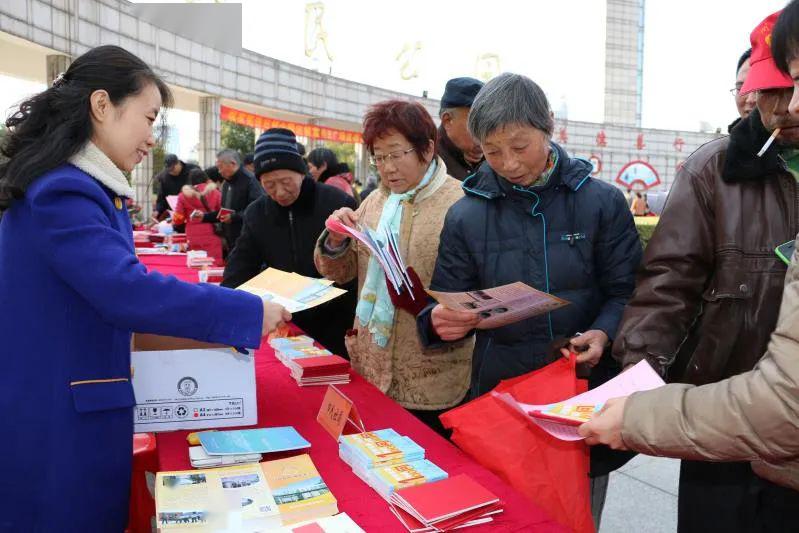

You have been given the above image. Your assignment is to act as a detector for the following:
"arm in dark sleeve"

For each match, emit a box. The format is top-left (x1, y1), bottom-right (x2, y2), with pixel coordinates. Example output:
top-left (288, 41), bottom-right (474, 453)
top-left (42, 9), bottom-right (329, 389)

top-left (612, 166), bottom-right (715, 373)
top-left (231, 177), bottom-right (265, 224)
top-left (30, 178), bottom-right (264, 348)
top-left (154, 175), bottom-right (168, 218)
top-left (202, 211), bottom-right (219, 223)
top-left (589, 187), bottom-right (644, 339)
top-left (222, 209), bottom-right (266, 289)
top-left (417, 205), bottom-right (480, 348)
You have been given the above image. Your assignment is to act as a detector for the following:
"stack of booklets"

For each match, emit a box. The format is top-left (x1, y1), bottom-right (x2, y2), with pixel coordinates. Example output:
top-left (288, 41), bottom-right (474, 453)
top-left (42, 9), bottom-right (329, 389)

top-left (339, 429), bottom-right (425, 470)
top-left (389, 474), bottom-right (504, 532)
top-left (198, 427), bottom-right (311, 455)
top-left (186, 250), bottom-right (215, 268)
top-left (156, 454), bottom-right (338, 530)
top-left (286, 355), bottom-right (351, 386)
top-left (269, 335), bottom-right (351, 386)
top-left (338, 429), bottom-right (447, 500)
top-left (198, 268), bottom-right (225, 284)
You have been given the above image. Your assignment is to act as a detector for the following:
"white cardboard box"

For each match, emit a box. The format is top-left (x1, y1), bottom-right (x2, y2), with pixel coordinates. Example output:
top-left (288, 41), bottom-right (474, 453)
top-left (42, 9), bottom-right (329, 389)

top-left (131, 344), bottom-right (257, 433)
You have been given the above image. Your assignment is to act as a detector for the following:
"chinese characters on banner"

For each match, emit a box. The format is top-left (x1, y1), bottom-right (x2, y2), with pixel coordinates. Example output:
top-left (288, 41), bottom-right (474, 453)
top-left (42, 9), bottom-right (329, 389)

top-left (220, 105), bottom-right (363, 144)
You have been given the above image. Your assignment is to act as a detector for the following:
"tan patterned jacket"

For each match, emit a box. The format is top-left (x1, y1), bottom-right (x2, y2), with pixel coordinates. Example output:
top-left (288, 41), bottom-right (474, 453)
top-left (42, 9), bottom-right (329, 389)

top-left (314, 157), bottom-right (473, 410)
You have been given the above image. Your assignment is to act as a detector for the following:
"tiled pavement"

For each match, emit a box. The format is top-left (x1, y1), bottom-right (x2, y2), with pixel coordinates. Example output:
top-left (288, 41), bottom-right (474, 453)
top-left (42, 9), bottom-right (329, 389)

top-left (599, 455), bottom-right (680, 533)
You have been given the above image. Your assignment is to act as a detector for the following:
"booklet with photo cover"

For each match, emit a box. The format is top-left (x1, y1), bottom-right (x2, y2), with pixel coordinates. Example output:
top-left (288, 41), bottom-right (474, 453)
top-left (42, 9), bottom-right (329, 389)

top-left (260, 454), bottom-right (339, 526)
top-left (155, 463), bottom-right (280, 531)
top-left (426, 282), bottom-right (569, 329)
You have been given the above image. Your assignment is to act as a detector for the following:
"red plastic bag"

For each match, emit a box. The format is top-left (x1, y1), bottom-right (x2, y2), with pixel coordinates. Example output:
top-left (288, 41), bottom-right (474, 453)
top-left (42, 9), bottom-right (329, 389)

top-left (440, 357), bottom-right (593, 533)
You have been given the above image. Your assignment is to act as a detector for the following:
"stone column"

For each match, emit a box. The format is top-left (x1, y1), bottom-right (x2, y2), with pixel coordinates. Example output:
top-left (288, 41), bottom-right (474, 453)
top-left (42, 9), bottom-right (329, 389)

top-left (198, 96), bottom-right (221, 168)
top-left (131, 151), bottom-right (155, 222)
top-left (356, 143), bottom-right (370, 186)
top-left (46, 54), bottom-right (71, 86)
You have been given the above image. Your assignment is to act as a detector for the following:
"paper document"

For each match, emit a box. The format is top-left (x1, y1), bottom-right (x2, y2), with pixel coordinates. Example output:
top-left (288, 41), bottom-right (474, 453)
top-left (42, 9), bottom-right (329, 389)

top-left (156, 463), bottom-right (281, 531)
top-left (427, 282), bottom-right (569, 329)
top-left (492, 359), bottom-right (665, 440)
top-left (237, 267), bottom-right (346, 313)
top-left (326, 218), bottom-right (413, 296)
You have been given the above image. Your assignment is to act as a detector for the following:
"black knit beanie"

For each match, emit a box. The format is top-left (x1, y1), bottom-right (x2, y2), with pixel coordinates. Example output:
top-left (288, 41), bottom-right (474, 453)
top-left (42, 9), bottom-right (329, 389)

top-left (254, 128), bottom-right (307, 177)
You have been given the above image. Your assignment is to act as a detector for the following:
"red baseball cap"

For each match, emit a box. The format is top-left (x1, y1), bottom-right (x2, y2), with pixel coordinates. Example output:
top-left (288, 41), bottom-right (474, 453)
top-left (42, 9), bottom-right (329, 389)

top-left (741, 11), bottom-right (793, 96)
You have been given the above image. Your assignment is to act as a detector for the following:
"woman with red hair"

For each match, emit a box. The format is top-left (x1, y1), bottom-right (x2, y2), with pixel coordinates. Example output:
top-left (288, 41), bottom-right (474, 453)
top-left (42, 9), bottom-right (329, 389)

top-left (314, 100), bottom-right (473, 435)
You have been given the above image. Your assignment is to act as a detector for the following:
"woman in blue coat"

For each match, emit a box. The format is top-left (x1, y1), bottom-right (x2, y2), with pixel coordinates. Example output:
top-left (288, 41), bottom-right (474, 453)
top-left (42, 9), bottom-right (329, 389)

top-left (0, 46), bottom-right (290, 532)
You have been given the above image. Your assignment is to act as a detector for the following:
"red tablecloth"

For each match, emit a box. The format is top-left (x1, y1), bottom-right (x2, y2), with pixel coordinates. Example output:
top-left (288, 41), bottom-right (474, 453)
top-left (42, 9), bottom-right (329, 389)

top-left (139, 254), bottom-right (199, 283)
top-left (142, 256), bottom-right (566, 533)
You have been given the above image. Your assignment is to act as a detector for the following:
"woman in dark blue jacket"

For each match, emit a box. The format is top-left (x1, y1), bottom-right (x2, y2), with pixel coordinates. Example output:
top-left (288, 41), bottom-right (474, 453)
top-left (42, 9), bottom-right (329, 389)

top-left (416, 72), bottom-right (642, 526)
top-left (0, 46), bottom-right (289, 532)
top-left (418, 73), bottom-right (642, 397)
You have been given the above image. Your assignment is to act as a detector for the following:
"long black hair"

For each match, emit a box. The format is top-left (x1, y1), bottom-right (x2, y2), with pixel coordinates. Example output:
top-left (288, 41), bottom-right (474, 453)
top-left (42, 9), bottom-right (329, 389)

top-left (307, 147), bottom-right (340, 182)
top-left (773, 1), bottom-right (799, 75)
top-left (0, 45), bottom-right (172, 209)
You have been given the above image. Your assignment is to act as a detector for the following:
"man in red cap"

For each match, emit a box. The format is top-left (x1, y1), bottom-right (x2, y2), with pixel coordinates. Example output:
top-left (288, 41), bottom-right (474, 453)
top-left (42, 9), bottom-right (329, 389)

top-left (602, 10), bottom-right (799, 531)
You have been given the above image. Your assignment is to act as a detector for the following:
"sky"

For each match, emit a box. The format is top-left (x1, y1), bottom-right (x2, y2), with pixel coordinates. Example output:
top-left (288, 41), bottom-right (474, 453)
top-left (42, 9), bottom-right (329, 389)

top-left (0, 0), bottom-right (790, 159)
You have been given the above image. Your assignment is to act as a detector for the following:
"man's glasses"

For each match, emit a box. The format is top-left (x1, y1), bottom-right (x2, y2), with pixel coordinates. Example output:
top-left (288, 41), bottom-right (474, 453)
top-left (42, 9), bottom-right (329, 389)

top-left (370, 147), bottom-right (415, 166)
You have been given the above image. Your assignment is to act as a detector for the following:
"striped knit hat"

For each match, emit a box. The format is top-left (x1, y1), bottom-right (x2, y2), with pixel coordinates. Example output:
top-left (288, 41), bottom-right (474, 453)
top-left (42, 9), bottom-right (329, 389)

top-left (253, 128), bottom-right (307, 177)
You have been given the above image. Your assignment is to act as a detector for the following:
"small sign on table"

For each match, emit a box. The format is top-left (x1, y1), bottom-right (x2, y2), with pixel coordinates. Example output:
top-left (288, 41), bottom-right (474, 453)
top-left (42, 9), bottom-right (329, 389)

top-left (316, 385), bottom-right (365, 441)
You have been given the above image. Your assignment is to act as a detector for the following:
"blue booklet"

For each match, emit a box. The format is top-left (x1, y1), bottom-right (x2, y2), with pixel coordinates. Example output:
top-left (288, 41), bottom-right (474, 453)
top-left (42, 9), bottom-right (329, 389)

top-left (199, 427), bottom-right (311, 455)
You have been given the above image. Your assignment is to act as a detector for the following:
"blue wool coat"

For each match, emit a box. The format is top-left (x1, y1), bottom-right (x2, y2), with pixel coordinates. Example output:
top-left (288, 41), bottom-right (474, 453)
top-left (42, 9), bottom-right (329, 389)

top-left (0, 164), bottom-right (264, 532)
top-left (418, 143), bottom-right (643, 397)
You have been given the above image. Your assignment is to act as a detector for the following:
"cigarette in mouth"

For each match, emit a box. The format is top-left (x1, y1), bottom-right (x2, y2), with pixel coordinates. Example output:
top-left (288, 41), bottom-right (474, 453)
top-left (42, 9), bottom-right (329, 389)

top-left (757, 128), bottom-right (780, 157)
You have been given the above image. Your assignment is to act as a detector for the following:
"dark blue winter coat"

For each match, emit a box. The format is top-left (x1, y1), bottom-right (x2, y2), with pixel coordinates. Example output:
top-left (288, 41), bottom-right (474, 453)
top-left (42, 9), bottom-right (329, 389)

top-left (0, 164), bottom-right (264, 531)
top-left (418, 142), bottom-right (642, 397)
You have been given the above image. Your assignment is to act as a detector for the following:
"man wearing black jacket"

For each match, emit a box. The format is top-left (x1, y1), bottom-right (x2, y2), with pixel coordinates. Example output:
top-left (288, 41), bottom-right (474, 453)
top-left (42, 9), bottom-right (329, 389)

top-left (222, 128), bottom-right (357, 357)
top-left (194, 149), bottom-right (264, 252)
top-left (154, 154), bottom-right (198, 220)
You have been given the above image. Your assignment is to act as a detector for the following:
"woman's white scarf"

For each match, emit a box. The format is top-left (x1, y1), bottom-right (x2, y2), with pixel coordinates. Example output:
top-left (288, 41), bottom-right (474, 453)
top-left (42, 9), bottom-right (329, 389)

top-left (68, 142), bottom-right (135, 197)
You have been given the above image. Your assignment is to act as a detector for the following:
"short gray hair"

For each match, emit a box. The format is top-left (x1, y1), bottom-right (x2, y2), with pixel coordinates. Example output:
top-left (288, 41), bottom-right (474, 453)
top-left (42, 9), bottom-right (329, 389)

top-left (216, 149), bottom-right (241, 165)
top-left (467, 73), bottom-right (554, 142)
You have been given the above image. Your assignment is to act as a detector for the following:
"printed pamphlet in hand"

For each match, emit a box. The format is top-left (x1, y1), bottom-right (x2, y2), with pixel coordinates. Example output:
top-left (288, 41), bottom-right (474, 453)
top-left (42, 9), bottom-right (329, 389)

top-left (325, 218), bottom-right (415, 297)
top-left (427, 282), bottom-right (569, 329)
top-left (237, 267), bottom-right (347, 313)
top-left (492, 359), bottom-right (665, 440)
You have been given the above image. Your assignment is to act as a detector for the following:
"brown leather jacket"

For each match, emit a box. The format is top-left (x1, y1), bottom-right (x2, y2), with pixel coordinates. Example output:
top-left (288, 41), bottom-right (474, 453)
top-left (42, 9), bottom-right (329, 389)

top-left (613, 109), bottom-right (799, 385)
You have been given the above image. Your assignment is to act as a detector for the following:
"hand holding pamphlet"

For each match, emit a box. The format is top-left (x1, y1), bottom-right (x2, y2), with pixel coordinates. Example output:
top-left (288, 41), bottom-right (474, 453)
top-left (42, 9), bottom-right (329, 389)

top-left (493, 359), bottom-right (665, 440)
top-left (427, 282), bottom-right (569, 330)
top-left (237, 267), bottom-right (347, 313)
top-left (325, 218), bottom-right (417, 298)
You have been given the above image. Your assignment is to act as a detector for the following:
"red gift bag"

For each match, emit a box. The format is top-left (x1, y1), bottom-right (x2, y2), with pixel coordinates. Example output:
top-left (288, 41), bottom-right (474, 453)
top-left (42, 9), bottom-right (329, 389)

top-left (440, 357), bottom-right (594, 533)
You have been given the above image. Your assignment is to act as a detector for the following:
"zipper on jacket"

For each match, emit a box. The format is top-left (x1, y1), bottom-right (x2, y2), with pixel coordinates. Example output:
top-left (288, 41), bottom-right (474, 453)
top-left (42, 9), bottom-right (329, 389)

top-left (288, 210), bottom-right (299, 270)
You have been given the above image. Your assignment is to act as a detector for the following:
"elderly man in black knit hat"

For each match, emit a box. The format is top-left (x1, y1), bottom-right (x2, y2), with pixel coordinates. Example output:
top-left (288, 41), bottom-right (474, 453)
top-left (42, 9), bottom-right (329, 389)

top-left (436, 77), bottom-right (485, 180)
top-left (222, 128), bottom-right (357, 357)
